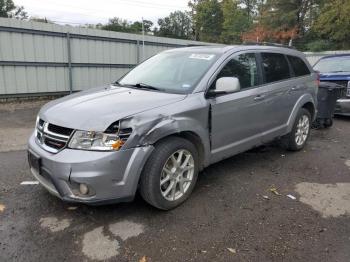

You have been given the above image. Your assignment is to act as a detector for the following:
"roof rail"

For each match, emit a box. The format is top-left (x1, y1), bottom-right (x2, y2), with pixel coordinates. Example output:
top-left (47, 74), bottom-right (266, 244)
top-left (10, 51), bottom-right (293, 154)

top-left (242, 41), bottom-right (296, 49)
top-left (186, 44), bottom-right (208, 47)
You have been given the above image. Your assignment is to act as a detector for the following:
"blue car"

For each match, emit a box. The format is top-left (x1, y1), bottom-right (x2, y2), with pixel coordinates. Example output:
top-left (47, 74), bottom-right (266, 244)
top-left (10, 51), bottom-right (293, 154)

top-left (314, 54), bottom-right (350, 116)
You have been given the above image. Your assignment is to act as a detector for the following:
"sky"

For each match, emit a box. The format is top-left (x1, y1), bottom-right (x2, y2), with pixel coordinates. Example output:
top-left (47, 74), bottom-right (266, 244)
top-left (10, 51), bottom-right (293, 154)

top-left (15, 0), bottom-right (190, 26)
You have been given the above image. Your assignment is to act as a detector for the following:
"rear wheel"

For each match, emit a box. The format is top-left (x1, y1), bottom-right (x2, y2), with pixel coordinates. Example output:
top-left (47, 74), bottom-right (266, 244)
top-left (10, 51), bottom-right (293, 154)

top-left (282, 108), bottom-right (311, 151)
top-left (140, 137), bottom-right (199, 210)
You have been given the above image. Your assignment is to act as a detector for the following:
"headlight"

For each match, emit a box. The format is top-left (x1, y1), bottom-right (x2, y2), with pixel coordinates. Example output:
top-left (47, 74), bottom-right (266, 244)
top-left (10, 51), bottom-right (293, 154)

top-left (68, 130), bottom-right (125, 151)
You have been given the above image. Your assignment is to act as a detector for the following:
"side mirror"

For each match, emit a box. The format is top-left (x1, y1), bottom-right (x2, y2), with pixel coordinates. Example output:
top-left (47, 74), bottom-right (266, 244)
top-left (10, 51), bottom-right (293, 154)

top-left (207, 77), bottom-right (241, 97)
top-left (215, 77), bottom-right (240, 93)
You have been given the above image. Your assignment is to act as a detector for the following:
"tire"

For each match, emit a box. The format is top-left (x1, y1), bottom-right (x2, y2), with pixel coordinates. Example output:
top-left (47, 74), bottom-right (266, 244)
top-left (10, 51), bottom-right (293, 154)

top-left (139, 137), bottom-right (199, 210)
top-left (282, 108), bottom-right (311, 151)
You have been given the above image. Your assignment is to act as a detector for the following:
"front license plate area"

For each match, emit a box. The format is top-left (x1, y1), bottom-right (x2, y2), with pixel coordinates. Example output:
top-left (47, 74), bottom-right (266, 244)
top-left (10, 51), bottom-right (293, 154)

top-left (28, 151), bottom-right (42, 174)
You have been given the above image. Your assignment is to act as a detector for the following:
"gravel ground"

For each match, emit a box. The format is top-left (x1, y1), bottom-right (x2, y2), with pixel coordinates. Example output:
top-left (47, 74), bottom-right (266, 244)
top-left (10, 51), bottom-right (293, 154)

top-left (0, 102), bottom-right (350, 262)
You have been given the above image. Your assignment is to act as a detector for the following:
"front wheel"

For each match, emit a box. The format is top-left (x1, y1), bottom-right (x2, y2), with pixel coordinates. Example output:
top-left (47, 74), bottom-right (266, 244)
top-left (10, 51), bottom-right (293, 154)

top-left (282, 108), bottom-right (311, 151)
top-left (139, 137), bottom-right (199, 210)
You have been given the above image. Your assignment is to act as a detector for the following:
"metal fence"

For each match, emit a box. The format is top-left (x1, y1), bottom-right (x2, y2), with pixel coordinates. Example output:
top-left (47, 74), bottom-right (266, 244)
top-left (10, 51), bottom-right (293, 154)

top-left (0, 18), bottom-right (210, 98)
top-left (1, 17), bottom-right (349, 98)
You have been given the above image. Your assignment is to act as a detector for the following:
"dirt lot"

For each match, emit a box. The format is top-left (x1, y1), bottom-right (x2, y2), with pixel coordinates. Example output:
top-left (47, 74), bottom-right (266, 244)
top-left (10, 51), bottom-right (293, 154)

top-left (0, 101), bottom-right (350, 262)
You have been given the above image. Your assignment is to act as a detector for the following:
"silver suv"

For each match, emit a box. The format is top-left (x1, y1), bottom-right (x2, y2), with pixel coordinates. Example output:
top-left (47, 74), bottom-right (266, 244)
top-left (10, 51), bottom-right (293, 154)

top-left (28, 45), bottom-right (318, 210)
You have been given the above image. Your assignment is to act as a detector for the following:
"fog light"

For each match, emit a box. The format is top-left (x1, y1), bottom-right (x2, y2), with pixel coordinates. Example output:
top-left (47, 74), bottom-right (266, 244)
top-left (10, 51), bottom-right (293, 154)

top-left (79, 183), bottom-right (89, 195)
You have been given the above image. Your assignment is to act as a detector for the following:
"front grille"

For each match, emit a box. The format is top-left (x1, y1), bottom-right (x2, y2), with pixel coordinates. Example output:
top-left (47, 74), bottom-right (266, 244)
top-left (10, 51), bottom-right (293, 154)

top-left (48, 123), bottom-right (73, 136)
top-left (320, 80), bottom-right (350, 98)
top-left (36, 120), bottom-right (73, 153)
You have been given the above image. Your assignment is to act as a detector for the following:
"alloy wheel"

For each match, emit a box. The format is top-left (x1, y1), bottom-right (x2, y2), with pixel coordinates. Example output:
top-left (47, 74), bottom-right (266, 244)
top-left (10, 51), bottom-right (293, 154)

top-left (295, 115), bottom-right (310, 146)
top-left (160, 149), bottom-right (195, 201)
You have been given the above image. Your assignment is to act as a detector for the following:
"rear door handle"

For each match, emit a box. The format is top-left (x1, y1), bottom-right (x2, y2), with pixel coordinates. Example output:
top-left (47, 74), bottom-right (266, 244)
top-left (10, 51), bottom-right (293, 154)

top-left (254, 95), bottom-right (265, 101)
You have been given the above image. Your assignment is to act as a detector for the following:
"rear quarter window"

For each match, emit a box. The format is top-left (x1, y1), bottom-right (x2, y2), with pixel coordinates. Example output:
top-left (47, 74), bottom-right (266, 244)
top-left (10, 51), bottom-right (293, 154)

top-left (261, 53), bottom-right (291, 83)
top-left (287, 55), bottom-right (311, 77)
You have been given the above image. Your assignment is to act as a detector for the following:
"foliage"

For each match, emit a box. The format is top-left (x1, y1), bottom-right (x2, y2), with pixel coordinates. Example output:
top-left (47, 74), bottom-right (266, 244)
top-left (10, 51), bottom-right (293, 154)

top-left (314, 0), bottom-right (350, 49)
top-left (155, 11), bottom-right (193, 39)
top-left (29, 17), bottom-right (52, 23)
top-left (239, 0), bottom-right (258, 19)
top-left (305, 40), bottom-right (334, 52)
top-left (2, 0), bottom-right (349, 50)
top-left (241, 0), bottom-right (328, 48)
top-left (101, 17), bottom-right (153, 34)
top-left (189, 0), bottom-right (224, 42)
top-left (0, 0), bottom-right (27, 19)
top-left (221, 0), bottom-right (251, 44)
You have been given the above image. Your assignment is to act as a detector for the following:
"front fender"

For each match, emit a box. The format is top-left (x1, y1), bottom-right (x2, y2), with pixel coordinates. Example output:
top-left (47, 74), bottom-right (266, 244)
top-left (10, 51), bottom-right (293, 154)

top-left (121, 114), bottom-right (211, 167)
top-left (286, 93), bottom-right (316, 133)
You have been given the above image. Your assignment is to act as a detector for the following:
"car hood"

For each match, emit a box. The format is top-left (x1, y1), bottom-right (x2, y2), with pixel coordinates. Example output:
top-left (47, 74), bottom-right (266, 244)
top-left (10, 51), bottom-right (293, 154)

top-left (319, 72), bottom-right (350, 81)
top-left (39, 85), bottom-right (187, 131)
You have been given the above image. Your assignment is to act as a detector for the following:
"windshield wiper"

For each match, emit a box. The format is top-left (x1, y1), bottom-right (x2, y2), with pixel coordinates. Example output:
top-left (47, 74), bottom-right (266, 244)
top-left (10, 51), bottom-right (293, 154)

top-left (125, 83), bottom-right (161, 91)
top-left (111, 81), bottom-right (123, 86)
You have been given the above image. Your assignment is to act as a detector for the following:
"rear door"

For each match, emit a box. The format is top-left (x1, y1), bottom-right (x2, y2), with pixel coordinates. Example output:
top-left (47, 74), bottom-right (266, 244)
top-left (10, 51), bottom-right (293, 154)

top-left (287, 54), bottom-right (314, 101)
top-left (258, 52), bottom-right (295, 141)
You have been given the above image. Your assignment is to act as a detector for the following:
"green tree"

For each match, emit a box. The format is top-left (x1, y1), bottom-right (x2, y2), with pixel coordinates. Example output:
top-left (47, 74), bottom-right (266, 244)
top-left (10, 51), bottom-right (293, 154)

top-left (130, 20), bottom-right (153, 33)
top-left (260, 0), bottom-right (323, 37)
top-left (30, 17), bottom-right (52, 23)
top-left (189, 0), bottom-right (223, 42)
top-left (239, 0), bottom-right (257, 20)
top-left (314, 0), bottom-right (350, 49)
top-left (101, 17), bottom-right (130, 32)
top-left (101, 17), bottom-right (153, 34)
top-left (155, 11), bottom-right (192, 39)
top-left (0, 0), bottom-right (27, 19)
top-left (221, 0), bottom-right (251, 44)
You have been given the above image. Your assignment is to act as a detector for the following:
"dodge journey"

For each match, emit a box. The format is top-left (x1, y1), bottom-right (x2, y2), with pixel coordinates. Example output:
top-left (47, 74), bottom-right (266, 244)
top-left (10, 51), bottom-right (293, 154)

top-left (28, 45), bottom-right (318, 210)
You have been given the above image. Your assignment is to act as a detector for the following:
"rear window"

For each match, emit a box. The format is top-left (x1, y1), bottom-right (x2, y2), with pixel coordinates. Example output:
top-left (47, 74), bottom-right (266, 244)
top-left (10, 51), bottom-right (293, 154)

top-left (313, 56), bottom-right (350, 73)
top-left (261, 53), bottom-right (291, 83)
top-left (287, 55), bottom-right (310, 76)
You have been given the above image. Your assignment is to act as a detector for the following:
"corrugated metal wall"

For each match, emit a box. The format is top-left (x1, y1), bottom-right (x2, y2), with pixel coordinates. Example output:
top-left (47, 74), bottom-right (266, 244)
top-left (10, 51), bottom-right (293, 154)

top-left (2, 17), bottom-right (348, 98)
top-left (0, 18), bottom-right (209, 97)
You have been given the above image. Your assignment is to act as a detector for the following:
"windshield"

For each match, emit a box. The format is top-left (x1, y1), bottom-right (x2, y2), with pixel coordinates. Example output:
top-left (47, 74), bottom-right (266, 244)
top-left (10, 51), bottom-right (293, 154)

top-left (314, 56), bottom-right (350, 73)
top-left (118, 51), bottom-right (219, 93)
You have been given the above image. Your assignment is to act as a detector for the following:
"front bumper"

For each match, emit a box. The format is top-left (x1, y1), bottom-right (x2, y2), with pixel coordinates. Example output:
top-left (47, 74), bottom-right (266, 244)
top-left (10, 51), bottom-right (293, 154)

top-left (335, 99), bottom-right (350, 116)
top-left (28, 133), bottom-right (154, 205)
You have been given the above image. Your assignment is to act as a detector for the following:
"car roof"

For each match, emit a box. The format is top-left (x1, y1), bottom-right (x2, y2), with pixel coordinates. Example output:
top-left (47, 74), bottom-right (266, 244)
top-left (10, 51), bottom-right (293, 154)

top-left (320, 54), bottom-right (350, 59)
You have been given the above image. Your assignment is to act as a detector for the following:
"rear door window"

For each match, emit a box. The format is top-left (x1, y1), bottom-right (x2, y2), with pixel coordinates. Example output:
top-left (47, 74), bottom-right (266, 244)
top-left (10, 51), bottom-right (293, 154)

top-left (287, 55), bottom-right (311, 76)
top-left (261, 53), bottom-right (291, 83)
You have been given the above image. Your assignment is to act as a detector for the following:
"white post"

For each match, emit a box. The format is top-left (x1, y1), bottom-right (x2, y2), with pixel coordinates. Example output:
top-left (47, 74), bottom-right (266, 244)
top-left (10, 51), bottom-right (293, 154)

top-left (142, 17), bottom-right (145, 61)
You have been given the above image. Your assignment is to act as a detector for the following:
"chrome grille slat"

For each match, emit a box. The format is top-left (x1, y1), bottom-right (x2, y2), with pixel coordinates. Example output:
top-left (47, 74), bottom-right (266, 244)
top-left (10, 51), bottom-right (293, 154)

top-left (36, 119), bottom-right (73, 153)
top-left (44, 125), bottom-right (70, 139)
top-left (320, 80), bottom-right (350, 98)
top-left (43, 134), bottom-right (68, 143)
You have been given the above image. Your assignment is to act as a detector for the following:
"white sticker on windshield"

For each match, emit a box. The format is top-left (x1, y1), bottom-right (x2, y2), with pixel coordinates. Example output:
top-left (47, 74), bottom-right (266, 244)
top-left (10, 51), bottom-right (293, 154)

top-left (189, 54), bottom-right (215, 60)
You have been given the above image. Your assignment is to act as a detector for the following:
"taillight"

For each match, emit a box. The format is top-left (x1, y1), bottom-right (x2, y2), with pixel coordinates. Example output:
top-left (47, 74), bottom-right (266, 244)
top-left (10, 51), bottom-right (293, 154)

top-left (315, 71), bottom-right (320, 87)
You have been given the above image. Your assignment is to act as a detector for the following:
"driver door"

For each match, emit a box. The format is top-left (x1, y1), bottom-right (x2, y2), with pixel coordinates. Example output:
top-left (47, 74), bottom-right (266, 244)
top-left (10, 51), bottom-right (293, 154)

top-left (209, 52), bottom-right (266, 163)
